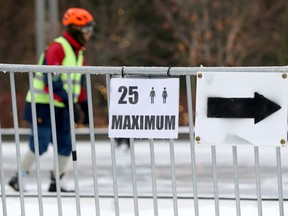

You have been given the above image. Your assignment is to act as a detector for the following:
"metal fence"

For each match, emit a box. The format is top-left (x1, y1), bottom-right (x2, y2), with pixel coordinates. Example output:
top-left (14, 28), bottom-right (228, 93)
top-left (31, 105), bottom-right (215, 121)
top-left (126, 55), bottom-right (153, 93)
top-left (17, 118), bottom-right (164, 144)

top-left (0, 64), bottom-right (288, 216)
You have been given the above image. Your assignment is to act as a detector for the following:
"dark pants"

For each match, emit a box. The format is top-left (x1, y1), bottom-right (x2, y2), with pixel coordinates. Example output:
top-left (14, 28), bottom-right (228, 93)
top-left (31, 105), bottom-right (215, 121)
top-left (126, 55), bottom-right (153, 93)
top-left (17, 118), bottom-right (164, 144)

top-left (24, 103), bottom-right (72, 156)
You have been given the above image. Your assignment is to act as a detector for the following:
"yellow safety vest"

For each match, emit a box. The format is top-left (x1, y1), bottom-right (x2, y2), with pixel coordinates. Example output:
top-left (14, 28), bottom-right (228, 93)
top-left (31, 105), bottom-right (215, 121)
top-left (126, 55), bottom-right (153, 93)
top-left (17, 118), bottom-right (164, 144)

top-left (26, 37), bottom-right (84, 107)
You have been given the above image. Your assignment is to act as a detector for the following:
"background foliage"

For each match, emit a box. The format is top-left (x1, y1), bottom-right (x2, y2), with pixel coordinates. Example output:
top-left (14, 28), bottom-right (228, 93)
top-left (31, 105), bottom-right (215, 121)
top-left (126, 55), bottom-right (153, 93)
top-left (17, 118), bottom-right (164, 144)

top-left (0, 0), bottom-right (288, 127)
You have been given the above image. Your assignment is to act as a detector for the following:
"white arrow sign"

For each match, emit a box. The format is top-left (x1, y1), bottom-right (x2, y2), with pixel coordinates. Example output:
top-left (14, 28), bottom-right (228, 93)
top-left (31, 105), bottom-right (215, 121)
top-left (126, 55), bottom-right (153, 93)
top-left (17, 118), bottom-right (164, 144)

top-left (195, 72), bottom-right (288, 146)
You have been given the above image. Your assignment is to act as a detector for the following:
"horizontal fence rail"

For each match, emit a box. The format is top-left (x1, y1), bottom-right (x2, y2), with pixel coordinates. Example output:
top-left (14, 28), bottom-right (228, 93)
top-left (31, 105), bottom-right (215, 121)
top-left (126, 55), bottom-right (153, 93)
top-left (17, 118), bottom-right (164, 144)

top-left (1, 63), bottom-right (288, 75)
top-left (0, 64), bottom-right (287, 216)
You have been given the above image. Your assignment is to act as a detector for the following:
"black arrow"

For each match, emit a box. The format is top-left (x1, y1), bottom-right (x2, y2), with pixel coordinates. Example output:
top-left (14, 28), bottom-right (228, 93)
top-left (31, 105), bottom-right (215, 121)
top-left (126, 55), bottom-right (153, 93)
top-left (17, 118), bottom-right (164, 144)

top-left (207, 92), bottom-right (281, 124)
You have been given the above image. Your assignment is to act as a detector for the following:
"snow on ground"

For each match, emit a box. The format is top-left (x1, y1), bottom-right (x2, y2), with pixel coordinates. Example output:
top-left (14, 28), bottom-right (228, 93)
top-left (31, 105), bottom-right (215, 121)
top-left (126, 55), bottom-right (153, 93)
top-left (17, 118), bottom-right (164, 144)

top-left (4, 197), bottom-right (288, 216)
top-left (1, 139), bottom-right (288, 215)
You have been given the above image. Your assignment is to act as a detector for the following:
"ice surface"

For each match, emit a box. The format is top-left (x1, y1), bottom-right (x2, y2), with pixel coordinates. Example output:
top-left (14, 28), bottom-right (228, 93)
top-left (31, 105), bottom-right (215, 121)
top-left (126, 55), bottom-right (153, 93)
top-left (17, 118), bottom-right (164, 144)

top-left (1, 140), bottom-right (288, 215)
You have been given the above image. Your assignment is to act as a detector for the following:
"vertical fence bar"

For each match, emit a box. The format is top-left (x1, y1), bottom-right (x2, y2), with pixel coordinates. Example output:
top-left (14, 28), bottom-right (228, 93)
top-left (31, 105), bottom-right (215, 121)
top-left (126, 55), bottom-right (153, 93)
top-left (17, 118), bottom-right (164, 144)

top-left (9, 71), bottom-right (25, 215)
top-left (129, 138), bottom-right (139, 216)
top-left (67, 73), bottom-right (81, 216)
top-left (169, 139), bottom-right (178, 216)
top-left (28, 72), bottom-right (44, 216)
top-left (185, 75), bottom-right (199, 216)
top-left (211, 145), bottom-right (220, 216)
top-left (106, 74), bottom-right (120, 216)
top-left (149, 139), bottom-right (159, 216)
top-left (85, 73), bottom-right (101, 216)
top-left (276, 147), bottom-right (284, 216)
top-left (110, 138), bottom-right (120, 216)
top-left (47, 72), bottom-right (63, 216)
top-left (0, 121), bottom-right (7, 216)
top-left (254, 146), bottom-right (262, 216)
top-left (232, 146), bottom-right (241, 216)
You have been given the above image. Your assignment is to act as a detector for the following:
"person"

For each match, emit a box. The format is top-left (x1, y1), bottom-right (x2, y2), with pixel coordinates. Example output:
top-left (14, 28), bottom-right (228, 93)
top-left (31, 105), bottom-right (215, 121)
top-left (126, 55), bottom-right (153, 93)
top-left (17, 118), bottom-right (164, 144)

top-left (115, 137), bottom-right (130, 151)
top-left (7, 8), bottom-right (94, 192)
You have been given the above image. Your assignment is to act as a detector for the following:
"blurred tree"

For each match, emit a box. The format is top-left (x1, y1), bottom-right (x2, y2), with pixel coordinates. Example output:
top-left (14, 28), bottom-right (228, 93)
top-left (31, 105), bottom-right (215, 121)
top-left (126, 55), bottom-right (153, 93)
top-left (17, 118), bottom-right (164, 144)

top-left (153, 0), bottom-right (286, 66)
top-left (0, 0), bottom-right (35, 64)
top-left (277, 1), bottom-right (288, 65)
top-left (1, 0), bottom-right (287, 66)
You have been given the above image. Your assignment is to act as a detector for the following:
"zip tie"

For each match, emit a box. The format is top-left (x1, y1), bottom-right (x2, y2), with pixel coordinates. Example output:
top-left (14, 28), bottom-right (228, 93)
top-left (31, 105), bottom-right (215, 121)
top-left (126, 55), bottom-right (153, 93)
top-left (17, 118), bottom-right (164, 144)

top-left (167, 66), bottom-right (172, 77)
top-left (121, 66), bottom-right (125, 78)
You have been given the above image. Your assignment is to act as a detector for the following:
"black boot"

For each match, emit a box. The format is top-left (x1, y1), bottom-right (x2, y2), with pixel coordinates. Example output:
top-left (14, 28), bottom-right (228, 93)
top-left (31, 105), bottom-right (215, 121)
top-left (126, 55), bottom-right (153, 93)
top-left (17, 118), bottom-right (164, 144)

top-left (48, 171), bottom-right (74, 192)
top-left (8, 173), bottom-right (20, 191)
top-left (8, 172), bottom-right (28, 192)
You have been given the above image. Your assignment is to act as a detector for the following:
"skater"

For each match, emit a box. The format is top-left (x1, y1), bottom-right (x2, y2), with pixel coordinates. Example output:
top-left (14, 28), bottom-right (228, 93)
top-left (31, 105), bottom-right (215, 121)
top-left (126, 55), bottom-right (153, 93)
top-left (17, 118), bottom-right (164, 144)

top-left (115, 138), bottom-right (130, 151)
top-left (7, 8), bottom-right (94, 192)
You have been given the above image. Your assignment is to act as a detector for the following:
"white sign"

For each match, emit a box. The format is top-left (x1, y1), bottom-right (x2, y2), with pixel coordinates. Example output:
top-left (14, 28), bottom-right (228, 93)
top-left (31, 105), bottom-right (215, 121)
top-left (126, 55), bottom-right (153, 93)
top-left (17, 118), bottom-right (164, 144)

top-left (109, 78), bottom-right (179, 139)
top-left (195, 72), bottom-right (287, 146)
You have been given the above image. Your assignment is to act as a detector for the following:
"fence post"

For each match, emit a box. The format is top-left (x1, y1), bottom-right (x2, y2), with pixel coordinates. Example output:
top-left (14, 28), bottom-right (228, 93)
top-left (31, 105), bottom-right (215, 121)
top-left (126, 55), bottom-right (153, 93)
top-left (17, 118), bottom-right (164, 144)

top-left (185, 75), bottom-right (199, 216)
top-left (9, 71), bottom-right (26, 215)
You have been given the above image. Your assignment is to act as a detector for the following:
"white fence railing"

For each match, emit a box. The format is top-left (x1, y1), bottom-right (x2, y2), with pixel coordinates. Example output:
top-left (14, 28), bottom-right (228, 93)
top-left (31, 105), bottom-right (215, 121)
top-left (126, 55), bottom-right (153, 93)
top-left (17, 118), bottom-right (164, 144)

top-left (0, 64), bottom-right (287, 216)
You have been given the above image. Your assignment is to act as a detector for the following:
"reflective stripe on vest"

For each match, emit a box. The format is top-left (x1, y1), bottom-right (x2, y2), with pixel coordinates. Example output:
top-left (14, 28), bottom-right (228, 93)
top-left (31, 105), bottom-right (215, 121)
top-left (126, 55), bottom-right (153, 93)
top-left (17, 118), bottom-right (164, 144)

top-left (26, 37), bottom-right (84, 107)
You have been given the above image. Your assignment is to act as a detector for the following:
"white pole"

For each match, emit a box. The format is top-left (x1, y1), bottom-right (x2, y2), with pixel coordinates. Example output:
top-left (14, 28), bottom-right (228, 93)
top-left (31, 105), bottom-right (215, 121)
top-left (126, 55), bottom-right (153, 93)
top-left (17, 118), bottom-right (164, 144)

top-left (35, 0), bottom-right (45, 61)
top-left (48, 0), bottom-right (59, 40)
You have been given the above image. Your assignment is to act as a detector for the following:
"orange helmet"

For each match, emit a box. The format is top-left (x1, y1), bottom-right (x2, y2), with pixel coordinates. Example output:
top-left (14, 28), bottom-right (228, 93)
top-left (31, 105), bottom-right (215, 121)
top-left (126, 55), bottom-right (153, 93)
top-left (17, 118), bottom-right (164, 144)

top-left (62, 8), bottom-right (94, 26)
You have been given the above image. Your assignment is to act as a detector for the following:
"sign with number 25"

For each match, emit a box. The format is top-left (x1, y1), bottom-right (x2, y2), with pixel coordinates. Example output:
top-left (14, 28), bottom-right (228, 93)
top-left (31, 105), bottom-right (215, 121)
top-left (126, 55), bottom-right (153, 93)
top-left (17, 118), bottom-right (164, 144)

top-left (109, 78), bottom-right (180, 139)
